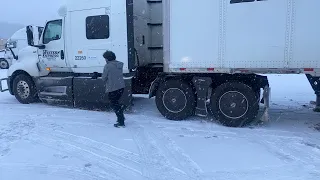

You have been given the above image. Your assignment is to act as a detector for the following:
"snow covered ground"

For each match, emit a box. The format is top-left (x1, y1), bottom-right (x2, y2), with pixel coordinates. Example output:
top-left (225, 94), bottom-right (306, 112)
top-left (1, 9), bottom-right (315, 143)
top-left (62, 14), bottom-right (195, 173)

top-left (0, 69), bottom-right (320, 180)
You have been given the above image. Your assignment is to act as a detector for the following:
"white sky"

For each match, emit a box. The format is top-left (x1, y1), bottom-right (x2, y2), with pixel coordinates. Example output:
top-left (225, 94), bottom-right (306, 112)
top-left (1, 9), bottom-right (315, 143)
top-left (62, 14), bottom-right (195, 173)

top-left (0, 0), bottom-right (67, 25)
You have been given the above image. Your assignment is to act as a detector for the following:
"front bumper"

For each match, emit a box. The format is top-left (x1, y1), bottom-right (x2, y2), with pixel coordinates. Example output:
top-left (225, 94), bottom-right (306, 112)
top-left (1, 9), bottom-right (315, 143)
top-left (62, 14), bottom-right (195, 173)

top-left (2, 76), bottom-right (13, 95)
top-left (7, 76), bottom-right (13, 95)
top-left (0, 77), bottom-right (9, 92)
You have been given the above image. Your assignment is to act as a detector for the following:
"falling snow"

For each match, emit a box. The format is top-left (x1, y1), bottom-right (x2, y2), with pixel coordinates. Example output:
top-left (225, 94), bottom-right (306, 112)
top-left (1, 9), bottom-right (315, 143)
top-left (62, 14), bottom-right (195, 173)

top-left (1, 69), bottom-right (320, 180)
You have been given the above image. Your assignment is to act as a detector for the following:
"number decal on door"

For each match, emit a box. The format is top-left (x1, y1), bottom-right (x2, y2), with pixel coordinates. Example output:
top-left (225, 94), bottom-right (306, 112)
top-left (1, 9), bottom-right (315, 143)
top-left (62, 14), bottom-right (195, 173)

top-left (75, 56), bottom-right (87, 60)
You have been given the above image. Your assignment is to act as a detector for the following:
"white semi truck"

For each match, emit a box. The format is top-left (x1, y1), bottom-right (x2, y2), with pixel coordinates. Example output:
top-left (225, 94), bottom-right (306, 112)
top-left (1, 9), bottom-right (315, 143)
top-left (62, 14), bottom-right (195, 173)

top-left (1, 0), bottom-right (320, 127)
top-left (0, 26), bottom-right (43, 69)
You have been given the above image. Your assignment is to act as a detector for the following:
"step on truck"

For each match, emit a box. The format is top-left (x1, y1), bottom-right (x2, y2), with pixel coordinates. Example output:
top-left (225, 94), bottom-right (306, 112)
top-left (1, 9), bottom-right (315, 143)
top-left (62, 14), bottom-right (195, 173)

top-left (1, 0), bottom-right (320, 127)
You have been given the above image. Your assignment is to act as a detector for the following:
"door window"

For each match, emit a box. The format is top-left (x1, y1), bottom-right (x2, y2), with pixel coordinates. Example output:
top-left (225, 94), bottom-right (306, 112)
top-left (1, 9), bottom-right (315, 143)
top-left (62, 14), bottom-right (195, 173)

top-left (86, 15), bottom-right (110, 39)
top-left (43, 20), bottom-right (62, 44)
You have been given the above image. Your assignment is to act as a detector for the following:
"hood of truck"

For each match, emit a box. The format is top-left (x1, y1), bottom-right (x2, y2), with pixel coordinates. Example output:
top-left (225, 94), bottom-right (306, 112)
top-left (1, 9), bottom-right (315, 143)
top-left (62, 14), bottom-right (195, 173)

top-left (16, 46), bottom-right (39, 63)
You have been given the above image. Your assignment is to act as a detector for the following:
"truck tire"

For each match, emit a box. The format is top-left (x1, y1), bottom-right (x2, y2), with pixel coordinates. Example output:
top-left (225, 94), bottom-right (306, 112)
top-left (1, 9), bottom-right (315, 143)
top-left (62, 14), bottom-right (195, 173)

top-left (156, 79), bottom-right (195, 120)
top-left (209, 82), bottom-right (259, 127)
top-left (12, 74), bottom-right (38, 104)
top-left (0, 59), bottom-right (9, 69)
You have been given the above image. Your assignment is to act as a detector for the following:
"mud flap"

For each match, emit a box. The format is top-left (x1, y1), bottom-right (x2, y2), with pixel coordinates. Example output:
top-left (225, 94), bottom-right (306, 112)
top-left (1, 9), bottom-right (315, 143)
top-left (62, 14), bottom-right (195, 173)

top-left (0, 78), bottom-right (9, 92)
top-left (306, 75), bottom-right (320, 112)
top-left (260, 85), bottom-right (271, 123)
top-left (192, 77), bottom-right (212, 117)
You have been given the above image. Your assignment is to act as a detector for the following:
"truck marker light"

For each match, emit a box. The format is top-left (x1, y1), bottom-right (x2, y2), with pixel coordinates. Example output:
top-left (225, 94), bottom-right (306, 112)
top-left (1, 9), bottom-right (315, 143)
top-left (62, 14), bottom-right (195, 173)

top-left (46, 67), bottom-right (51, 71)
top-left (78, 51), bottom-right (83, 54)
top-left (207, 68), bottom-right (214, 71)
top-left (180, 68), bottom-right (186, 71)
top-left (304, 68), bottom-right (314, 72)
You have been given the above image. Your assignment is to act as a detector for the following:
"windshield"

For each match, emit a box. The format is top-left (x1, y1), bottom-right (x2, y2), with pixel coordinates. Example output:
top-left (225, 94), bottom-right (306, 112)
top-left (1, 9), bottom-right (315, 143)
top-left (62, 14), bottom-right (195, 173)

top-left (43, 19), bottom-right (62, 44)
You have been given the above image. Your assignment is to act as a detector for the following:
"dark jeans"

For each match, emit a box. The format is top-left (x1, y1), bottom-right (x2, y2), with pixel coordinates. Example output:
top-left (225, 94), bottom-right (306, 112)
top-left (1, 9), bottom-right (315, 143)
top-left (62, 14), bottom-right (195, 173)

top-left (108, 88), bottom-right (125, 124)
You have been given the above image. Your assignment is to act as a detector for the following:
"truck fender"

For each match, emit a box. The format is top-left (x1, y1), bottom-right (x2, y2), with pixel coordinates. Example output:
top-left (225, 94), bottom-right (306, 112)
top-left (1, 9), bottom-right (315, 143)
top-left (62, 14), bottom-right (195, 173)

top-left (148, 74), bottom-right (188, 98)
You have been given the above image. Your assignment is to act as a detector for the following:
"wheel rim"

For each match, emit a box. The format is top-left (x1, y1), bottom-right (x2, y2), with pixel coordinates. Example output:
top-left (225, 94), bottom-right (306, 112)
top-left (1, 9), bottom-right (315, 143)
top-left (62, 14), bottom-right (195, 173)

top-left (162, 88), bottom-right (187, 113)
top-left (17, 80), bottom-right (30, 99)
top-left (0, 60), bottom-right (8, 69)
top-left (218, 91), bottom-right (249, 119)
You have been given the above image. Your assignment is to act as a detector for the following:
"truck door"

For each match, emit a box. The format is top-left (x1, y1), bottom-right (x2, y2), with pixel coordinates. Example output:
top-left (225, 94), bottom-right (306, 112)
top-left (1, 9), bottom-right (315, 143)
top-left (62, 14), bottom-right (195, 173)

top-left (70, 8), bottom-right (112, 105)
top-left (68, 7), bottom-right (114, 71)
top-left (39, 19), bottom-right (66, 68)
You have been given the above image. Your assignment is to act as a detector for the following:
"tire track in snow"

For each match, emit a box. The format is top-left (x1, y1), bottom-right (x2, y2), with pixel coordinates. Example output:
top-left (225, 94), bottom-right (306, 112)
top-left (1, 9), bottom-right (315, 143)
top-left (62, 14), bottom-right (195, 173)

top-left (145, 121), bottom-right (211, 180)
top-left (0, 163), bottom-right (108, 180)
top-left (157, 125), bottom-right (309, 141)
top-left (247, 138), bottom-right (298, 163)
top-left (28, 135), bottom-right (122, 180)
top-left (129, 122), bottom-right (190, 180)
top-left (147, 120), bottom-right (320, 170)
top-left (284, 140), bottom-right (320, 164)
top-left (246, 134), bottom-right (320, 166)
top-left (171, 126), bottom-right (317, 167)
top-left (36, 126), bottom-right (142, 165)
top-left (29, 133), bottom-right (142, 180)
top-left (0, 115), bottom-right (35, 158)
top-left (208, 163), bottom-right (320, 180)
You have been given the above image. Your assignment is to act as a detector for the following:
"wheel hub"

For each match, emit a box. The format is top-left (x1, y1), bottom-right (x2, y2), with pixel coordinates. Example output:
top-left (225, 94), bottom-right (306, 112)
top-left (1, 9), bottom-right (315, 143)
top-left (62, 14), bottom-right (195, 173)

top-left (0, 61), bottom-right (8, 69)
top-left (163, 88), bottom-right (187, 113)
top-left (219, 91), bottom-right (249, 119)
top-left (230, 102), bottom-right (236, 108)
top-left (17, 80), bottom-right (30, 99)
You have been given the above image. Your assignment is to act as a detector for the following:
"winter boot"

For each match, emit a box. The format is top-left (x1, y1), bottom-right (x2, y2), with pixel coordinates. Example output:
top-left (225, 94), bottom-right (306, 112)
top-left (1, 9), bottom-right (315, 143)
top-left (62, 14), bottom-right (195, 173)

top-left (114, 122), bottom-right (125, 128)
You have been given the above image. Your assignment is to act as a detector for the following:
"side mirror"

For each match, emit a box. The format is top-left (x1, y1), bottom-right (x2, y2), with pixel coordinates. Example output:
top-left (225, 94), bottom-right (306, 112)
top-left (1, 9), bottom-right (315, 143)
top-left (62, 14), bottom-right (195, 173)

top-left (26, 26), bottom-right (34, 46)
top-left (26, 25), bottom-right (46, 49)
top-left (5, 41), bottom-right (17, 49)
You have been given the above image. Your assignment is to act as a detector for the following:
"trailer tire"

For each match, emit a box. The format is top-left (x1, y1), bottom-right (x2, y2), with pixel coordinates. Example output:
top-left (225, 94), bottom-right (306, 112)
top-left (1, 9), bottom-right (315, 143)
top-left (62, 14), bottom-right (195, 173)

top-left (13, 74), bottom-right (38, 104)
top-left (209, 82), bottom-right (259, 127)
top-left (156, 80), bottom-right (195, 120)
top-left (0, 59), bottom-right (9, 69)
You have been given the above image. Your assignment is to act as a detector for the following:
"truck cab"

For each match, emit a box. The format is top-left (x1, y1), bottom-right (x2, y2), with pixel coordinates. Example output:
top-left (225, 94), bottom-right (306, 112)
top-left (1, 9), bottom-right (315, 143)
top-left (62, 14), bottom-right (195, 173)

top-left (34, 3), bottom-right (132, 73)
top-left (5, 0), bottom-right (135, 109)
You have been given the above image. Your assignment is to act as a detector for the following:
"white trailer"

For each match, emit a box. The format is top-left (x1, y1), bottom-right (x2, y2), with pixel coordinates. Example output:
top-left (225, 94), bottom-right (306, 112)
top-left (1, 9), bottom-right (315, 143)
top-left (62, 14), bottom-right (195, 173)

top-left (1, 0), bottom-right (320, 127)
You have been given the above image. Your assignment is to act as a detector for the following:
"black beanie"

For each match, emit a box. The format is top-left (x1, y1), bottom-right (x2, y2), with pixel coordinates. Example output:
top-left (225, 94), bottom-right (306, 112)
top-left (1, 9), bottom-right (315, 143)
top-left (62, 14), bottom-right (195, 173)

top-left (103, 50), bottom-right (116, 61)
